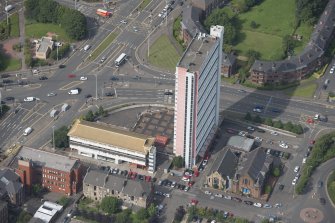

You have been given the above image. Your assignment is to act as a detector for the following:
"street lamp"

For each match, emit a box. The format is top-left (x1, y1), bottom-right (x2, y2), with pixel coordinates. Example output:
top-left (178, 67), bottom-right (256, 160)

top-left (5, 0), bottom-right (9, 25)
top-left (52, 125), bottom-right (56, 151)
top-left (95, 74), bottom-right (98, 100)
top-left (56, 34), bottom-right (59, 62)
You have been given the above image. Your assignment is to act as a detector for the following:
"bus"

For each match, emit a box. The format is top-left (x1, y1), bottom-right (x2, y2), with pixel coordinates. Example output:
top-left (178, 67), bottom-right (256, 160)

top-left (115, 53), bottom-right (127, 67)
top-left (96, 9), bottom-right (112, 17)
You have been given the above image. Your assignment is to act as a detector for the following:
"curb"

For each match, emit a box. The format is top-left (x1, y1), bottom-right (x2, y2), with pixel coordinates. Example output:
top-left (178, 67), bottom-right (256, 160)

top-left (325, 171), bottom-right (335, 208)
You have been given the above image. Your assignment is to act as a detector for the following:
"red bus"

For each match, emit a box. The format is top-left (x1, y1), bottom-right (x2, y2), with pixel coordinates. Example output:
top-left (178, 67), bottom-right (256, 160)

top-left (96, 9), bottom-right (112, 17)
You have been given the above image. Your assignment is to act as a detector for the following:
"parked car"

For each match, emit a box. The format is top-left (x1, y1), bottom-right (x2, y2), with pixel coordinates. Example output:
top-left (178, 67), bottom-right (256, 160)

top-left (5, 96), bottom-right (14, 101)
top-left (317, 180), bottom-right (323, 188)
top-left (105, 92), bottom-right (114, 96)
top-left (294, 166), bottom-right (300, 173)
top-left (80, 76), bottom-right (88, 81)
top-left (271, 131), bottom-right (278, 136)
top-left (263, 204), bottom-right (272, 209)
top-left (204, 191), bottom-right (212, 195)
top-left (244, 200), bottom-right (253, 205)
top-left (214, 194), bottom-right (223, 198)
top-left (253, 203), bottom-right (262, 208)
top-left (292, 178), bottom-right (297, 185)
top-left (319, 198), bottom-right (326, 205)
top-left (247, 126), bottom-right (255, 131)
top-left (278, 184), bottom-right (284, 190)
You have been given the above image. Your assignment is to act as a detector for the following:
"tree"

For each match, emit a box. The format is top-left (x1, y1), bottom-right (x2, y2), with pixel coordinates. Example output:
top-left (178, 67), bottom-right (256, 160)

top-left (174, 206), bottom-right (186, 222)
top-left (61, 9), bottom-right (87, 40)
top-left (17, 211), bottom-right (32, 223)
top-left (84, 110), bottom-right (95, 122)
top-left (147, 203), bottom-right (157, 218)
top-left (100, 196), bottom-right (121, 215)
top-left (135, 208), bottom-right (148, 221)
top-left (273, 120), bottom-right (283, 129)
top-left (246, 50), bottom-right (260, 68)
top-left (58, 196), bottom-right (70, 206)
top-left (292, 124), bottom-right (304, 134)
top-left (50, 43), bottom-right (70, 60)
top-left (32, 184), bottom-right (43, 196)
top-left (172, 156), bottom-right (184, 168)
top-left (115, 209), bottom-right (132, 223)
top-left (284, 121), bottom-right (294, 132)
top-left (245, 112), bottom-right (252, 121)
top-left (272, 167), bottom-right (281, 177)
top-left (52, 126), bottom-right (69, 148)
top-left (204, 8), bottom-right (237, 44)
top-left (253, 115), bottom-right (262, 123)
top-left (250, 21), bottom-right (257, 29)
top-left (264, 117), bottom-right (273, 126)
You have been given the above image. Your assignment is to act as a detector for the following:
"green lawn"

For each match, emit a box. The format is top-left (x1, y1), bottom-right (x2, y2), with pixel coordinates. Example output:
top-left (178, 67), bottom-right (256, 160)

top-left (0, 52), bottom-right (21, 71)
top-left (138, 0), bottom-right (151, 10)
top-left (90, 32), bottom-right (117, 60)
top-left (25, 22), bottom-right (71, 42)
top-left (234, 30), bottom-right (284, 60)
top-left (9, 13), bottom-right (20, 37)
top-left (284, 76), bottom-right (317, 98)
top-left (328, 171), bottom-right (335, 205)
top-left (148, 35), bottom-right (181, 71)
top-left (233, 0), bottom-right (312, 60)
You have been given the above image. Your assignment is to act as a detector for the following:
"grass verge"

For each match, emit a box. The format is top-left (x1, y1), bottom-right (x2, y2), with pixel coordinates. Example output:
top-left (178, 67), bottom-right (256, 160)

top-left (148, 34), bottom-right (180, 71)
top-left (89, 32), bottom-right (117, 61)
top-left (9, 13), bottom-right (20, 37)
top-left (328, 171), bottom-right (335, 205)
top-left (25, 22), bottom-right (71, 42)
top-left (138, 0), bottom-right (151, 10)
top-left (284, 76), bottom-right (317, 98)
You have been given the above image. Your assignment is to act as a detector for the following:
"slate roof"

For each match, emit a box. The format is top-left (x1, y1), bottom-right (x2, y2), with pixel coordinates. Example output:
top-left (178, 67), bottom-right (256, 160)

top-left (251, 0), bottom-right (335, 75)
top-left (181, 4), bottom-right (207, 38)
top-left (18, 147), bottom-right (79, 172)
top-left (236, 148), bottom-right (273, 187)
top-left (227, 136), bottom-right (254, 152)
top-left (0, 169), bottom-right (22, 197)
top-left (84, 168), bottom-right (151, 199)
top-left (209, 148), bottom-right (238, 178)
top-left (222, 53), bottom-right (236, 66)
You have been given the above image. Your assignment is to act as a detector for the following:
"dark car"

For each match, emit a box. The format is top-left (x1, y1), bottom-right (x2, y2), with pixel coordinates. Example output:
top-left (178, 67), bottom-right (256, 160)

top-left (317, 181), bottom-right (323, 188)
top-left (111, 76), bottom-right (119, 81)
top-left (0, 100), bottom-right (5, 105)
top-left (164, 91), bottom-right (173, 96)
top-left (138, 175), bottom-right (144, 181)
top-left (319, 198), bottom-right (326, 205)
top-left (244, 200), bottom-right (253, 205)
top-left (279, 184), bottom-right (284, 190)
top-left (39, 76), bottom-right (48, 80)
top-left (59, 64), bottom-right (66, 68)
top-left (2, 79), bottom-right (13, 84)
top-left (271, 108), bottom-right (281, 113)
top-left (257, 129), bottom-right (266, 133)
top-left (85, 94), bottom-right (92, 98)
top-left (123, 170), bottom-right (128, 176)
top-left (232, 197), bottom-right (242, 202)
top-left (5, 96), bottom-right (14, 101)
top-left (1, 74), bottom-right (10, 78)
top-left (304, 151), bottom-right (310, 157)
top-left (105, 92), bottom-right (114, 97)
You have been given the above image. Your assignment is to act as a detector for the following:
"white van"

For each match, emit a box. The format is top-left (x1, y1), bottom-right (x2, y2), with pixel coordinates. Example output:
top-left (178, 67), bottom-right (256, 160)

top-left (23, 127), bottom-right (33, 136)
top-left (68, 89), bottom-right (79, 95)
top-left (83, 45), bottom-right (90, 51)
top-left (24, 97), bottom-right (35, 102)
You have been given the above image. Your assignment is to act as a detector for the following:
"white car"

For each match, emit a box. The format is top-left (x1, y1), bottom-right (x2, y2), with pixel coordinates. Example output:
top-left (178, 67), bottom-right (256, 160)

top-left (271, 131), bottom-right (278, 136)
top-left (294, 166), bottom-right (300, 173)
top-left (247, 126), bottom-right (255, 131)
top-left (292, 178), bottom-right (297, 185)
top-left (120, 20), bottom-right (127, 24)
top-left (205, 191), bottom-right (212, 195)
top-left (263, 204), bottom-right (272, 209)
top-left (158, 13), bottom-right (162, 17)
top-left (47, 92), bottom-right (57, 97)
top-left (32, 69), bottom-right (39, 74)
top-left (80, 76), bottom-right (87, 81)
top-left (202, 159), bottom-right (208, 166)
top-left (295, 173), bottom-right (301, 180)
top-left (24, 97), bottom-right (35, 102)
top-left (330, 67), bottom-right (334, 74)
top-left (238, 131), bottom-right (247, 137)
top-left (253, 108), bottom-right (262, 113)
top-left (164, 193), bottom-right (170, 198)
top-left (214, 194), bottom-right (223, 198)
top-left (255, 137), bottom-right (263, 142)
top-left (302, 158), bottom-right (307, 164)
top-left (171, 181), bottom-right (176, 188)
top-left (279, 142), bottom-right (288, 149)
top-left (253, 202), bottom-right (262, 208)
top-left (224, 195), bottom-right (232, 200)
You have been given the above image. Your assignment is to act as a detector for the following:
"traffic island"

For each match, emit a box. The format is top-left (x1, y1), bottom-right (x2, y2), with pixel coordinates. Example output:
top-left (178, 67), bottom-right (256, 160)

top-left (299, 208), bottom-right (324, 223)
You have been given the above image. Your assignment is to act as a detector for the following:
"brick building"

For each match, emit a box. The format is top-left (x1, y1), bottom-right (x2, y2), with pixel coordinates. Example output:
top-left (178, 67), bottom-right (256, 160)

top-left (15, 147), bottom-right (83, 196)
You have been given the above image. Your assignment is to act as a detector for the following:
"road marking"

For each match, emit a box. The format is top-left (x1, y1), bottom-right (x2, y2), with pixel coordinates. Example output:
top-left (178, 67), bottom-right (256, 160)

top-left (59, 81), bottom-right (83, 90)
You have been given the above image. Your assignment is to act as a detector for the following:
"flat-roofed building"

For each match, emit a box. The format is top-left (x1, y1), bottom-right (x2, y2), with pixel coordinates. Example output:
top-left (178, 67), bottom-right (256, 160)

top-left (15, 147), bottom-right (83, 196)
top-left (174, 25), bottom-right (224, 168)
top-left (68, 120), bottom-right (157, 173)
top-left (35, 37), bottom-right (54, 60)
top-left (32, 201), bottom-right (63, 223)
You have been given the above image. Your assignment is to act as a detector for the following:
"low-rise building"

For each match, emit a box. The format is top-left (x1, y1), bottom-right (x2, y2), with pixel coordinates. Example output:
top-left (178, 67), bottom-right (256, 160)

top-left (32, 201), bottom-right (63, 223)
top-left (232, 147), bottom-right (273, 199)
top-left (0, 201), bottom-right (8, 223)
top-left (68, 120), bottom-right (157, 173)
top-left (15, 147), bottom-right (83, 196)
top-left (206, 149), bottom-right (238, 191)
top-left (0, 168), bottom-right (24, 206)
top-left (83, 168), bottom-right (153, 208)
top-left (35, 37), bottom-right (54, 60)
top-left (227, 136), bottom-right (255, 153)
top-left (221, 53), bottom-right (236, 77)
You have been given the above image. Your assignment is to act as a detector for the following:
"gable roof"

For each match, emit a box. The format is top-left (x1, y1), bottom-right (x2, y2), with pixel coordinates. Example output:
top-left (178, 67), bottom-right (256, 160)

top-left (0, 168), bottom-right (22, 197)
top-left (237, 148), bottom-right (273, 186)
top-left (209, 148), bottom-right (238, 178)
top-left (68, 119), bottom-right (155, 154)
top-left (222, 53), bottom-right (236, 66)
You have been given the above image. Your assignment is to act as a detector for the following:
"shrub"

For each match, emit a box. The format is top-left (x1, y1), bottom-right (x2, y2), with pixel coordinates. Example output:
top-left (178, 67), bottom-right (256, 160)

top-left (272, 167), bottom-right (281, 177)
